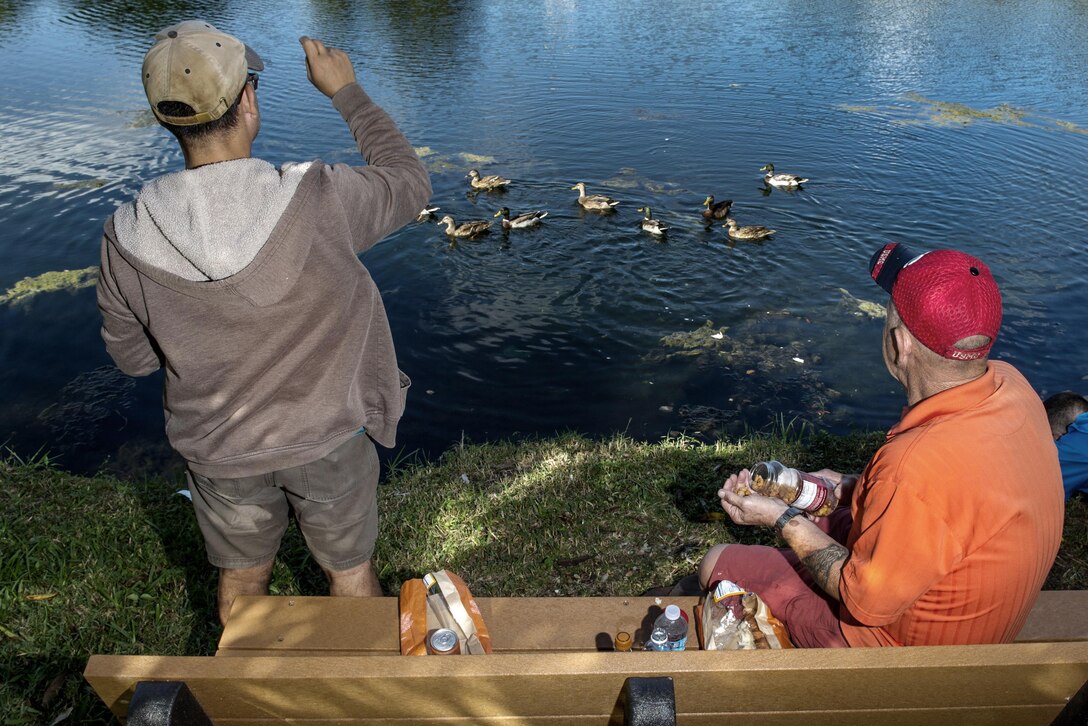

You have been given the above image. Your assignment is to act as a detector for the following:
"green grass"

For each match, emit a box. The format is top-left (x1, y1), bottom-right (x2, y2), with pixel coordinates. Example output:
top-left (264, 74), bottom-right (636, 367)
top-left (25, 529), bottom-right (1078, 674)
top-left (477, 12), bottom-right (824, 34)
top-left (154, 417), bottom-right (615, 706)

top-left (1, 430), bottom-right (1085, 723)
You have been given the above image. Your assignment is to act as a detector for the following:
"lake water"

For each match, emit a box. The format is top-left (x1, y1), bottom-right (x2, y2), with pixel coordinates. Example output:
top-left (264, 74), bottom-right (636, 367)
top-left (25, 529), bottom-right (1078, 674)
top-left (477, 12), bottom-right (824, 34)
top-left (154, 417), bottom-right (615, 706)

top-left (2, 0), bottom-right (1086, 478)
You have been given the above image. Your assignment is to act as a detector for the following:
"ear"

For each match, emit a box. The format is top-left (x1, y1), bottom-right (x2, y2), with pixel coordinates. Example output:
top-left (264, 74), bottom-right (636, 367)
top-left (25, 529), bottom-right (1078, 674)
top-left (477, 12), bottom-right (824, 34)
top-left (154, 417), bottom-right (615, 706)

top-left (891, 324), bottom-right (913, 368)
top-left (239, 83), bottom-right (259, 117)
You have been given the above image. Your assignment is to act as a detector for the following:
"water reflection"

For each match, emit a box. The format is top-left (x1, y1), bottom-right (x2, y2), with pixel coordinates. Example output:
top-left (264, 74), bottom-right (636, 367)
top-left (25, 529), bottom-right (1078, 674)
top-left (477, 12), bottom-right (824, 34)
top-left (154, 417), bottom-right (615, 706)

top-left (307, 0), bottom-right (482, 70)
top-left (58, 0), bottom-right (232, 38)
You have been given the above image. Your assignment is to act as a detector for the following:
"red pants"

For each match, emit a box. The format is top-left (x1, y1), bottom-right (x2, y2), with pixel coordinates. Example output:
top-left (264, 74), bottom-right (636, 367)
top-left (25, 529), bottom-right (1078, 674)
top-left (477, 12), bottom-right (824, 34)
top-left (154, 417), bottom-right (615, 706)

top-left (704, 508), bottom-right (853, 648)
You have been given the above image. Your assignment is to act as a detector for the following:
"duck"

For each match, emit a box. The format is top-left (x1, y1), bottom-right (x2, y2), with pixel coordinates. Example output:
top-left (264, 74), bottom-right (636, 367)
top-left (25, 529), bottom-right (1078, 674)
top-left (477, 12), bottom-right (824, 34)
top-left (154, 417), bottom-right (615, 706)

top-left (570, 182), bottom-right (619, 211)
top-left (636, 206), bottom-right (669, 237)
top-left (494, 207), bottom-right (548, 230)
top-left (466, 169), bottom-right (511, 191)
top-left (701, 196), bottom-right (733, 222)
top-left (437, 214), bottom-right (491, 238)
top-left (760, 164), bottom-right (808, 189)
top-left (416, 206), bottom-right (440, 222)
top-left (722, 217), bottom-right (776, 241)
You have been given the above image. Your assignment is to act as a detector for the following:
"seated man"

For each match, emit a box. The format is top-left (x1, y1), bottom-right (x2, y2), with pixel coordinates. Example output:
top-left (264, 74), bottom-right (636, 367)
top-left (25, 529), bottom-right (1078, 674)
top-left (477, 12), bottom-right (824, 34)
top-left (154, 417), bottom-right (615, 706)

top-left (1044, 391), bottom-right (1088, 499)
top-left (698, 243), bottom-right (1064, 647)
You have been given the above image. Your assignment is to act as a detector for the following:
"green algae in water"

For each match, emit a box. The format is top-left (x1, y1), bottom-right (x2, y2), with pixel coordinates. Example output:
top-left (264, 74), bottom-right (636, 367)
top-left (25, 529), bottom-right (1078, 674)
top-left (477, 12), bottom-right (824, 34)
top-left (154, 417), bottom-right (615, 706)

top-left (1, 267), bottom-right (99, 306)
top-left (839, 93), bottom-right (1088, 134)
top-left (836, 104), bottom-right (880, 114)
top-left (600, 167), bottom-right (688, 197)
top-left (646, 319), bottom-right (836, 431)
top-left (126, 109), bottom-right (158, 128)
top-left (903, 93), bottom-right (1032, 127)
top-left (1056, 120), bottom-right (1088, 135)
top-left (841, 95), bottom-right (1088, 134)
top-left (838, 287), bottom-right (886, 320)
top-left (52, 179), bottom-right (109, 190)
top-left (418, 149), bottom-right (499, 173)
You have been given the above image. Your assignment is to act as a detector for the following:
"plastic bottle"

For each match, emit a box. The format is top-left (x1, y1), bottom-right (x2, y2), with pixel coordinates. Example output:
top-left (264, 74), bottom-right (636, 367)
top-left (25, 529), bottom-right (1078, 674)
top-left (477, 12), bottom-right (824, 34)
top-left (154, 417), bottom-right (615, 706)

top-left (647, 604), bottom-right (688, 651)
top-left (744, 460), bottom-right (838, 516)
top-left (614, 631), bottom-right (633, 652)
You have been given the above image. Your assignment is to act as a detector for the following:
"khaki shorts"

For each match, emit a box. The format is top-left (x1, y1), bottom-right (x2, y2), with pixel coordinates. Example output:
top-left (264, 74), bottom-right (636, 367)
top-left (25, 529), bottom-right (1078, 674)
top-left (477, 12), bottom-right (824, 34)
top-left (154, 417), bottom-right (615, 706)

top-left (186, 434), bottom-right (379, 571)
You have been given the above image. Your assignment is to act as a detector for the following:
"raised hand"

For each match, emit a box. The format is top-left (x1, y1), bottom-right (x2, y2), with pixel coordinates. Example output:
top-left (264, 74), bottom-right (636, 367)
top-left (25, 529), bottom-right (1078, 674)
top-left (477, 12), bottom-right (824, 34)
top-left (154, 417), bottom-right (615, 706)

top-left (299, 36), bottom-right (357, 98)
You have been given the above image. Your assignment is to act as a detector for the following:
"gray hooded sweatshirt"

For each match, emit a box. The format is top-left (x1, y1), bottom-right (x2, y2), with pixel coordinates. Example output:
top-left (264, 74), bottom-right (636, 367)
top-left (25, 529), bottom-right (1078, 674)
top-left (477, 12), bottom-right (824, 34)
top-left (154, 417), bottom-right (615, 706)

top-left (97, 83), bottom-right (431, 477)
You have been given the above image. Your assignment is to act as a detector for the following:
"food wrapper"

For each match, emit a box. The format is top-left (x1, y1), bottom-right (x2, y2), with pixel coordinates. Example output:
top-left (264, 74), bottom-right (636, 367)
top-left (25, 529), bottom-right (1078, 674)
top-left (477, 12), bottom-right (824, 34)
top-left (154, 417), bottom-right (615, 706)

top-left (699, 580), bottom-right (793, 650)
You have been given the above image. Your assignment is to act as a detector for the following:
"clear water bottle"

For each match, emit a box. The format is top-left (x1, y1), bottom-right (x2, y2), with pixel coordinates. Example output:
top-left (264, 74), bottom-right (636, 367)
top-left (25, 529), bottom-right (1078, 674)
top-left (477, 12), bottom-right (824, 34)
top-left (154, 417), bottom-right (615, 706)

top-left (647, 604), bottom-right (688, 651)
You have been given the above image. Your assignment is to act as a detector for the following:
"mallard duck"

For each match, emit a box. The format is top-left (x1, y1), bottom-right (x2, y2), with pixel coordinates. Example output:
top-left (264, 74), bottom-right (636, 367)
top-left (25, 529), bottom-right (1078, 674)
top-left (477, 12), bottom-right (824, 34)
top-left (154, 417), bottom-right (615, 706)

top-left (722, 217), bottom-right (775, 241)
top-left (416, 206), bottom-right (440, 222)
top-left (760, 164), bottom-right (808, 189)
top-left (702, 196), bottom-right (733, 222)
top-left (467, 169), bottom-right (511, 191)
top-left (494, 207), bottom-right (548, 230)
top-left (437, 214), bottom-right (491, 238)
top-left (636, 206), bottom-right (669, 237)
top-left (570, 182), bottom-right (619, 211)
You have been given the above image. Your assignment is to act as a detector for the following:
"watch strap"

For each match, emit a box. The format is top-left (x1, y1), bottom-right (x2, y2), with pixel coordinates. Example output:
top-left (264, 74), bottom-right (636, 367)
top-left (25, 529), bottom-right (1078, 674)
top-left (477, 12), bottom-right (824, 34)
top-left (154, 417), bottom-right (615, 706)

top-left (774, 506), bottom-right (805, 533)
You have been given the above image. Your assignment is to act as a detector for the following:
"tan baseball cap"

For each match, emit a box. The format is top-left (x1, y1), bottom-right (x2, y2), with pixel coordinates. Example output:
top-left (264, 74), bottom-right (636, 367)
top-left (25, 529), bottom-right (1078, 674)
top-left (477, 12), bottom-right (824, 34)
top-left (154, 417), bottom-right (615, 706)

top-left (142, 20), bottom-right (264, 126)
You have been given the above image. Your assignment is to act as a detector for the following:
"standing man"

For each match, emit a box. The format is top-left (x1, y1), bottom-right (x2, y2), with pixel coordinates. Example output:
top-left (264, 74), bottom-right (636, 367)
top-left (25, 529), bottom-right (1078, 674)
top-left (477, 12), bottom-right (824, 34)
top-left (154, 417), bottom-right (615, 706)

top-left (97, 21), bottom-right (431, 624)
top-left (698, 243), bottom-right (1064, 647)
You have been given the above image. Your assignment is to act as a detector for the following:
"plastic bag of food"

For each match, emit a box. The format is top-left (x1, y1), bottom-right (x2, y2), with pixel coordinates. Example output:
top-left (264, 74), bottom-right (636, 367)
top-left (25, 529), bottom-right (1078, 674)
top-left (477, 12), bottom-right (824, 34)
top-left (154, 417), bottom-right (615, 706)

top-left (700, 580), bottom-right (793, 650)
top-left (398, 570), bottom-right (492, 655)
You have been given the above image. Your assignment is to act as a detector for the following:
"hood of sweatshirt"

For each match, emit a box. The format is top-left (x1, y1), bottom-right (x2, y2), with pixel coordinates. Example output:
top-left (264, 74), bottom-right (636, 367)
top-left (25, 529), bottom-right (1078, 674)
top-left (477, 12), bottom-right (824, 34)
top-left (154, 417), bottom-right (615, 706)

top-left (113, 157), bottom-right (313, 283)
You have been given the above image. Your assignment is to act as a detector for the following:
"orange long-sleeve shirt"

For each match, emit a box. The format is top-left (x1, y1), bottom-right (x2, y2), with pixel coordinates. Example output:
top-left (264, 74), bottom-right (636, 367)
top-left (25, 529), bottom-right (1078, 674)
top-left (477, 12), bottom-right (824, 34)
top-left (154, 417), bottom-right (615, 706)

top-left (839, 361), bottom-right (1064, 647)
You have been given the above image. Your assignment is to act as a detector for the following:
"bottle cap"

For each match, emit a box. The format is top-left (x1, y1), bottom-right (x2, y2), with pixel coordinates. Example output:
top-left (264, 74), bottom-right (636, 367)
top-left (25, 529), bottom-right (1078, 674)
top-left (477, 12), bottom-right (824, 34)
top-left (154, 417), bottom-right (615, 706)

top-left (665, 604), bottom-right (681, 621)
top-left (614, 631), bottom-right (632, 651)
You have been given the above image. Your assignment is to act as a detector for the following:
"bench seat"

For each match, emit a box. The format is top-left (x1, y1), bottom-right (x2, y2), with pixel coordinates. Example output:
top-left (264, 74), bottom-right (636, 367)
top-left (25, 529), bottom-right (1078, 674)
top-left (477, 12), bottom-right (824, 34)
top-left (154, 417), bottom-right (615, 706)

top-left (84, 591), bottom-right (1088, 724)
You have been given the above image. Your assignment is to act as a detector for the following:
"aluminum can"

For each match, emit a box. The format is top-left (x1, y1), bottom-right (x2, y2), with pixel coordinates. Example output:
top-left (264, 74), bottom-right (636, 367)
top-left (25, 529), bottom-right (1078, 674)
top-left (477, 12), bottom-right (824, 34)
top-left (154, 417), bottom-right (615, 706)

top-left (427, 628), bottom-right (461, 655)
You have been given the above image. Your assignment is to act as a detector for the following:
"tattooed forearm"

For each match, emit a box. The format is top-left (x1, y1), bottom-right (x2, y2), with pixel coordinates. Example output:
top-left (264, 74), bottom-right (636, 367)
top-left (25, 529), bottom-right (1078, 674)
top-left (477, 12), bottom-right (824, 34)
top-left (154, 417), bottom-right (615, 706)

top-left (801, 542), bottom-right (848, 594)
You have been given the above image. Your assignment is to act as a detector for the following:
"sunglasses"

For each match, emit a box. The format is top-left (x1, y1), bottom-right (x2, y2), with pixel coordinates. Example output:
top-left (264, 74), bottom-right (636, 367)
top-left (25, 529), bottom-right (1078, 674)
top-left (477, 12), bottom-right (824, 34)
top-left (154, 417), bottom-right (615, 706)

top-left (247, 72), bottom-right (260, 91)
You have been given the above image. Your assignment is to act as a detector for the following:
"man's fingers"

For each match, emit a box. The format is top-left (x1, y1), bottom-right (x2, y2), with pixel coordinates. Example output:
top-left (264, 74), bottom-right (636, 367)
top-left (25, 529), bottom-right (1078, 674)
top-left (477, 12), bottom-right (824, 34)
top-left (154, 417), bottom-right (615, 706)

top-left (721, 489), bottom-right (746, 508)
top-left (298, 36), bottom-right (329, 56)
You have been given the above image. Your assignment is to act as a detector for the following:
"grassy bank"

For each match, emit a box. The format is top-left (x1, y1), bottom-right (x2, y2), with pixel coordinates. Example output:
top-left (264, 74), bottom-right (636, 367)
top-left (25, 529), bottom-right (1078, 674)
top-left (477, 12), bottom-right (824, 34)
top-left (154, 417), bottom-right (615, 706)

top-left (2, 430), bottom-right (1086, 723)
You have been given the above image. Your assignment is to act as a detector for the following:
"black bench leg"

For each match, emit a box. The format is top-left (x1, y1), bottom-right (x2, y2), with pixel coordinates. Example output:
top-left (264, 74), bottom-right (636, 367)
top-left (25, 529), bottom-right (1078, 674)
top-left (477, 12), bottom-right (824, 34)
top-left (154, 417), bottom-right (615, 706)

top-left (621, 676), bottom-right (676, 726)
top-left (127, 681), bottom-right (213, 726)
top-left (1051, 676), bottom-right (1088, 726)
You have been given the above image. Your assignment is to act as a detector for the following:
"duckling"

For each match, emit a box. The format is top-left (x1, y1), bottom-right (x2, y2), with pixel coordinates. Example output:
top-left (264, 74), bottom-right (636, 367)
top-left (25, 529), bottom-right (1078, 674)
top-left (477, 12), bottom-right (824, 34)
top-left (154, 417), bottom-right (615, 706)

top-left (701, 196), bottom-right (733, 222)
top-left (437, 214), bottom-right (491, 238)
top-left (467, 169), bottom-right (511, 191)
top-left (760, 164), bottom-right (808, 189)
top-left (494, 207), bottom-right (548, 230)
top-left (722, 217), bottom-right (776, 241)
top-left (416, 206), bottom-right (440, 222)
top-left (570, 182), bottom-right (619, 211)
top-left (636, 206), bottom-right (669, 237)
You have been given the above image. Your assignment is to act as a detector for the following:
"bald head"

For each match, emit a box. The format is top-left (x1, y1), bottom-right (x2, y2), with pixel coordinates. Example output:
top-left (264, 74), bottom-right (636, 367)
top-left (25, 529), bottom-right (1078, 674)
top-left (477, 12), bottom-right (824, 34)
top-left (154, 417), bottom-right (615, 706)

top-left (884, 301), bottom-right (989, 404)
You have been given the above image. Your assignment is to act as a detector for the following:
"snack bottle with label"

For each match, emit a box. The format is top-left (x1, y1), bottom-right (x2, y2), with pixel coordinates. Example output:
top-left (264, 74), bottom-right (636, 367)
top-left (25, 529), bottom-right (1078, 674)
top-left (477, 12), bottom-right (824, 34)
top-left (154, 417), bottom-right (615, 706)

top-left (743, 460), bottom-right (838, 516)
top-left (647, 604), bottom-right (688, 651)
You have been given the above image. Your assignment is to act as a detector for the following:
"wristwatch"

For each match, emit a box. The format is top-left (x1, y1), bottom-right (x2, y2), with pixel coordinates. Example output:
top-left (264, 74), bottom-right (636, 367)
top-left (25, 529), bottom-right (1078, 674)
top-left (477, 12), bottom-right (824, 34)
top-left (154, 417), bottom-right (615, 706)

top-left (774, 506), bottom-right (805, 533)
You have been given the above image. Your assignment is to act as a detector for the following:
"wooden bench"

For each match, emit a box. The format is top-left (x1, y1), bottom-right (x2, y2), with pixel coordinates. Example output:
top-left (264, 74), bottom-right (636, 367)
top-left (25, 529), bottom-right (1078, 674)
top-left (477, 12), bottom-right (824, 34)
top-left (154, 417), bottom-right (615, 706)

top-left (84, 591), bottom-right (1088, 724)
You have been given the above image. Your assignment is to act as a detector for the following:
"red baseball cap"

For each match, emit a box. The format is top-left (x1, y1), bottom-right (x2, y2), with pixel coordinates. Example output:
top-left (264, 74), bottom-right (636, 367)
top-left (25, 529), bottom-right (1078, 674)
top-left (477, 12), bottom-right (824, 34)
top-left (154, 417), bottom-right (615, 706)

top-left (869, 243), bottom-right (1002, 360)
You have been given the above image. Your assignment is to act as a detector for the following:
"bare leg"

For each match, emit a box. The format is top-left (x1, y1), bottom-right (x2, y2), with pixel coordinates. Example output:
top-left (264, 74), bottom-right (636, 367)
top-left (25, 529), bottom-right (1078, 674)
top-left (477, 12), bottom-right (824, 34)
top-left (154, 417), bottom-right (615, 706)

top-left (698, 544), bottom-right (731, 589)
top-left (325, 558), bottom-right (383, 597)
top-left (217, 561), bottom-right (274, 626)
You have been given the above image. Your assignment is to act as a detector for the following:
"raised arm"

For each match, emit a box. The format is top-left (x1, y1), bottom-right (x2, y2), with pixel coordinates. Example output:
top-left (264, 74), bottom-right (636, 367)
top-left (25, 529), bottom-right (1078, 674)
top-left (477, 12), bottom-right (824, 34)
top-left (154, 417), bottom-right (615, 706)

top-left (300, 36), bottom-right (431, 253)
